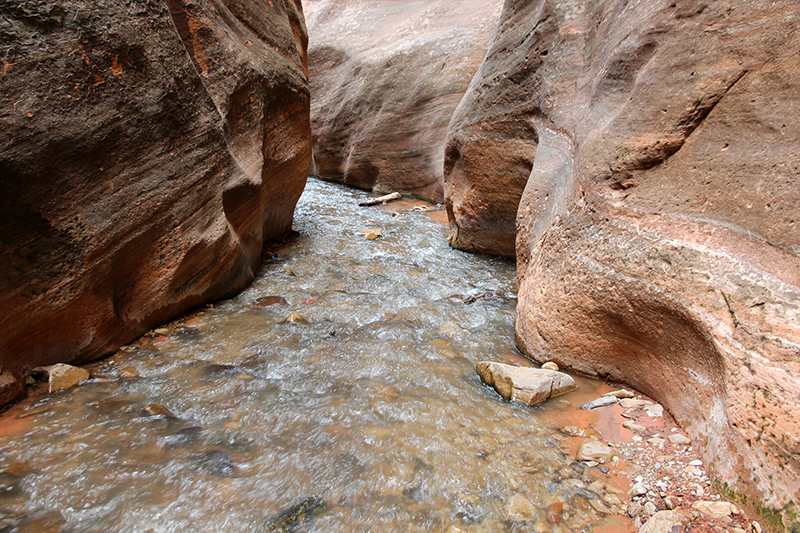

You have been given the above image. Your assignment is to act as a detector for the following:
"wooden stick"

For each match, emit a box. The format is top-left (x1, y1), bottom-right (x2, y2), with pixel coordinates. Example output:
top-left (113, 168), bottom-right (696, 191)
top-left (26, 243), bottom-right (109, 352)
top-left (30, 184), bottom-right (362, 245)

top-left (358, 192), bottom-right (402, 207)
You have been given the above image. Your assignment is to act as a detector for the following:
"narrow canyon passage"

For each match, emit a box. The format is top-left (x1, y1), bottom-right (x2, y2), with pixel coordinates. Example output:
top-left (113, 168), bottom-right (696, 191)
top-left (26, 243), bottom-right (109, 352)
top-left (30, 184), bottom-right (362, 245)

top-left (0, 180), bottom-right (631, 532)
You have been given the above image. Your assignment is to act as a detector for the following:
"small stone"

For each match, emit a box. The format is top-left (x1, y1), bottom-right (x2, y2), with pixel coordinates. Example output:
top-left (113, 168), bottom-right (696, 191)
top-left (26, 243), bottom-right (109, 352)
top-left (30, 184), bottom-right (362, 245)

top-left (584, 460), bottom-right (599, 468)
top-left (598, 465), bottom-right (610, 474)
top-left (47, 363), bottom-right (90, 392)
top-left (546, 501), bottom-right (563, 523)
top-left (603, 389), bottom-right (635, 399)
top-left (630, 482), bottom-right (647, 496)
top-left (645, 403), bottom-right (664, 417)
top-left (283, 268), bottom-right (296, 276)
top-left (638, 510), bottom-right (690, 533)
top-left (505, 494), bottom-right (537, 520)
top-left (560, 425), bottom-right (586, 437)
top-left (668, 433), bottom-right (691, 445)
top-left (664, 496), bottom-right (674, 509)
top-left (576, 438), bottom-right (615, 463)
top-left (541, 361), bottom-right (559, 371)
top-left (732, 529), bottom-right (746, 533)
top-left (691, 501), bottom-right (732, 521)
top-left (284, 313), bottom-right (310, 325)
top-left (357, 228), bottom-right (382, 240)
top-left (589, 500), bottom-right (611, 514)
top-left (143, 403), bottom-right (177, 419)
top-left (118, 368), bottom-right (138, 379)
top-left (153, 328), bottom-right (170, 335)
top-left (255, 296), bottom-right (288, 307)
top-left (623, 420), bottom-right (646, 432)
top-left (648, 437), bottom-right (665, 446)
top-left (620, 398), bottom-right (651, 409)
top-left (730, 503), bottom-right (740, 515)
top-left (689, 459), bottom-right (703, 466)
top-left (752, 521), bottom-right (762, 533)
top-left (446, 526), bottom-right (467, 533)
top-left (627, 502), bottom-right (642, 517)
top-left (580, 396), bottom-right (619, 410)
top-left (643, 501), bottom-right (657, 516)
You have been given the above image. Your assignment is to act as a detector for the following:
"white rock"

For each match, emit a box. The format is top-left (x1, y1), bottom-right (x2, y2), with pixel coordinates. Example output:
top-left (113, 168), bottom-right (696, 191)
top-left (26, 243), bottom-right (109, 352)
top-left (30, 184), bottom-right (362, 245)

top-left (689, 459), bottom-right (703, 466)
top-left (630, 482), bottom-right (647, 496)
top-left (619, 398), bottom-right (651, 409)
top-left (668, 433), bottom-right (691, 445)
top-left (643, 501), bottom-right (657, 516)
top-left (541, 361), bottom-right (559, 371)
top-left (357, 228), bottom-right (382, 240)
top-left (47, 363), bottom-right (90, 393)
top-left (603, 389), bottom-right (635, 399)
top-left (638, 510), bottom-right (690, 533)
top-left (691, 501), bottom-right (732, 520)
top-left (753, 521), bottom-right (762, 533)
top-left (645, 403), bottom-right (664, 417)
top-left (476, 361), bottom-right (577, 406)
top-left (577, 438), bottom-right (615, 464)
top-left (623, 420), bottom-right (646, 432)
top-left (505, 494), bottom-right (537, 520)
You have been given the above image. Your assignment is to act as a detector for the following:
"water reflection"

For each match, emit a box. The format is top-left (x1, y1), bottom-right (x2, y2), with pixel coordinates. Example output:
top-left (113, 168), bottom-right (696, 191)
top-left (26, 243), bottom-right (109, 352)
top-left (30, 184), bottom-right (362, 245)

top-left (0, 179), bottom-right (621, 532)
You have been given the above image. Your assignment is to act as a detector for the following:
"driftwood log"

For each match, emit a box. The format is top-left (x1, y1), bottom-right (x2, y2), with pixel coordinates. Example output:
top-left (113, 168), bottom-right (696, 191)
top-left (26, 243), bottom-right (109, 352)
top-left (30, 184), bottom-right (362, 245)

top-left (358, 192), bottom-right (402, 207)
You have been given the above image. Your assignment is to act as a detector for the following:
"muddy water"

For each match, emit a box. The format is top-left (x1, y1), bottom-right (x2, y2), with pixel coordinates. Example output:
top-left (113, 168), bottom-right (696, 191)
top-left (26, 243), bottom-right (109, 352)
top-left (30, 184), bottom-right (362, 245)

top-left (0, 180), bottom-right (629, 532)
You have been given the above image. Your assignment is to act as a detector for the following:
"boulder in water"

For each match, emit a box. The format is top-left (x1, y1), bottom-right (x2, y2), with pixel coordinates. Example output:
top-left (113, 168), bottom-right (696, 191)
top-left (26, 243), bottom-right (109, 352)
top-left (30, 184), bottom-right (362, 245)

top-left (476, 361), bottom-right (576, 406)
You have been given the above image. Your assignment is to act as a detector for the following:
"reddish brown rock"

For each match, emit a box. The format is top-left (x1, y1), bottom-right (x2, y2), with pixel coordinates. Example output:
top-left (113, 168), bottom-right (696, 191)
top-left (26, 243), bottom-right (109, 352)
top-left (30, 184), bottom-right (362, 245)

top-left (0, 0), bottom-right (311, 396)
top-left (446, 0), bottom-right (800, 527)
top-left (305, 0), bottom-right (503, 202)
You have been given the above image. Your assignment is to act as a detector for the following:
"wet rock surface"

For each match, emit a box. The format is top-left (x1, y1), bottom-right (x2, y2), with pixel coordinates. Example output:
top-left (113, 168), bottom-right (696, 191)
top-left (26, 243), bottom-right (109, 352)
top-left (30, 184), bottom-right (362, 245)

top-left (305, 0), bottom-right (503, 202)
top-left (444, 0), bottom-right (800, 523)
top-left (0, 0), bottom-right (312, 396)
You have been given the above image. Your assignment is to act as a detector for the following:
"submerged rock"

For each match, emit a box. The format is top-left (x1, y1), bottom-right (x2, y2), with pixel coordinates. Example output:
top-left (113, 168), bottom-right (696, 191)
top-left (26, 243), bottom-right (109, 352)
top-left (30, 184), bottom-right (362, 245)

top-left (476, 361), bottom-right (576, 406)
top-left (505, 494), bottom-right (537, 521)
top-left (190, 450), bottom-right (235, 477)
top-left (266, 496), bottom-right (326, 532)
top-left (576, 438), bottom-right (615, 464)
top-left (580, 396), bottom-right (619, 410)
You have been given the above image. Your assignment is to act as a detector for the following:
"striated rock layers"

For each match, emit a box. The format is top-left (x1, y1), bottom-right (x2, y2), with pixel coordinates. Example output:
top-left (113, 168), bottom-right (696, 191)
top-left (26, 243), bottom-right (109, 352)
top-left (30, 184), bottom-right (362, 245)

top-left (446, 0), bottom-right (800, 527)
top-left (305, 0), bottom-right (503, 202)
top-left (0, 0), bottom-right (311, 398)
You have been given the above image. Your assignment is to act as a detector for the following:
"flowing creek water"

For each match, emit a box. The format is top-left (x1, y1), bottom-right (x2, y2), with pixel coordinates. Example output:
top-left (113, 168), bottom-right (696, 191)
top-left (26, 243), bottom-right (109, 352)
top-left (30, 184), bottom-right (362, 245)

top-left (0, 179), bottom-right (636, 532)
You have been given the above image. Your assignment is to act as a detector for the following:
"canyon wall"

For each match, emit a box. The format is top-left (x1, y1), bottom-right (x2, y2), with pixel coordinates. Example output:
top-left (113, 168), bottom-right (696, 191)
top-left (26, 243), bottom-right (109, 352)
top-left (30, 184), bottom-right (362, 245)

top-left (305, 0), bottom-right (503, 202)
top-left (445, 0), bottom-right (799, 528)
top-left (0, 0), bottom-right (311, 403)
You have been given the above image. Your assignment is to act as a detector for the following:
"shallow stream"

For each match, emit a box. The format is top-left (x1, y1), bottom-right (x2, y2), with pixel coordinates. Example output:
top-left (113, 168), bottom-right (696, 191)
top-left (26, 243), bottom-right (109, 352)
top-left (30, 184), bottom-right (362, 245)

top-left (0, 180), bottom-right (629, 532)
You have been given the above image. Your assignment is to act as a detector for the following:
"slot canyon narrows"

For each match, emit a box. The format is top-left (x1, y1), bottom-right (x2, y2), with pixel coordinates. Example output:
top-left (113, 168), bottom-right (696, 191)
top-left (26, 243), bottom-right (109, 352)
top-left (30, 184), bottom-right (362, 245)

top-left (1, 1), bottom-right (798, 532)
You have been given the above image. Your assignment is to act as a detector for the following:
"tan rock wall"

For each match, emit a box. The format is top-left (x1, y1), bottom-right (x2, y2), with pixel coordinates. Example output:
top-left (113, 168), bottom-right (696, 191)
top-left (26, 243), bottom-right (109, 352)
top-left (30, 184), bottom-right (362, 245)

top-left (445, 0), bottom-right (800, 527)
top-left (0, 0), bottom-right (311, 393)
top-left (305, 0), bottom-right (503, 202)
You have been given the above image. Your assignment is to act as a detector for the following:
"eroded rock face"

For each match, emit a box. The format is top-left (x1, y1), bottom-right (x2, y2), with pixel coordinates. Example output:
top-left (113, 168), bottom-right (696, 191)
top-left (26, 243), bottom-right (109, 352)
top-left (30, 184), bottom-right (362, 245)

top-left (447, 0), bottom-right (800, 526)
top-left (0, 0), bottom-right (311, 393)
top-left (305, 0), bottom-right (503, 202)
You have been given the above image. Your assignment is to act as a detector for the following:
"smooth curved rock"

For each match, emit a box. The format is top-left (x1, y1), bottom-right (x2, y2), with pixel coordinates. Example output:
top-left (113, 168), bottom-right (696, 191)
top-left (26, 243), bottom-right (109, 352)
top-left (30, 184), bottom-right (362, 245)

top-left (449, 0), bottom-right (799, 526)
top-left (305, 0), bottom-right (503, 202)
top-left (476, 361), bottom-right (576, 406)
top-left (0, 0), bottom-right (311, 395)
